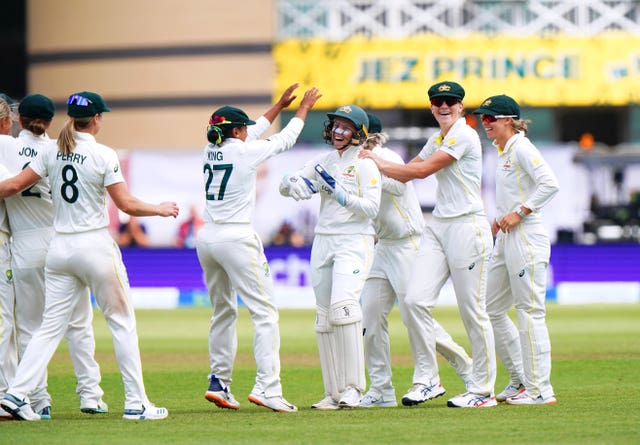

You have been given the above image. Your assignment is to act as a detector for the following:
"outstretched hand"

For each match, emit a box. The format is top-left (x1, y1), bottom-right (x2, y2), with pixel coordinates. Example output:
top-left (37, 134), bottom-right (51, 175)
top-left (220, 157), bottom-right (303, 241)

top-left (158, 202), bottom-right (179, 218)
top-left (277, 83), bottom-right (300, 109)
top-left (299, 87), bottom-right (322, 110)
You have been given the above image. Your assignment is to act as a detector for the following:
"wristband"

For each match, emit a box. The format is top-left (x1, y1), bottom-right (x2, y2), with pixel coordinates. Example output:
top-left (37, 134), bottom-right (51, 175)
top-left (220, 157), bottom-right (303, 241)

top-left (516, 208), bottom-right (527, 218)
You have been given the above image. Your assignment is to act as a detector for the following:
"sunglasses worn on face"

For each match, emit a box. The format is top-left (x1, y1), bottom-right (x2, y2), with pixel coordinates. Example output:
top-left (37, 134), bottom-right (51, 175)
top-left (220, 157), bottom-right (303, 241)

top-left (67, 94), bottom-right (91, 106)
top-left (481, 114), bottom-right (518, 123)
top-left (431, 97), bottom-right (460, 107)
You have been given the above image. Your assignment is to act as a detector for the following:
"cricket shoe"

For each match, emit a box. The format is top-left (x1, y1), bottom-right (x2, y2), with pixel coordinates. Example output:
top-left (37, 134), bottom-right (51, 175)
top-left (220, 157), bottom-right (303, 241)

top-left (496, 383), bottom-right (525, 402)
top-left (248, 392), bottom-right (297, 413)
top-left (447, 392), bottom-right (497, 408)
top-left (0, 394), bottom-right (41, 421)
top-left (358, 391), bottom-right (397, 408)
top-left (401, 383), bottom-right (446, 406)
top-left (0, 405), bottom-right (14, 421)
top-left (38, 406), bottom-right (52, 420)
top-left (81, 399), bottom-right (109, 414)
top-left (122, 404), bottom-right (168, 420)
top-left (311, 396), bottom-right (339, 411)
top-left (506, 391), bottom-right (557, 405)
top-left (338, 386), bottom-right (362, 409)
top-left (204, 375), bottom-right (240, 410)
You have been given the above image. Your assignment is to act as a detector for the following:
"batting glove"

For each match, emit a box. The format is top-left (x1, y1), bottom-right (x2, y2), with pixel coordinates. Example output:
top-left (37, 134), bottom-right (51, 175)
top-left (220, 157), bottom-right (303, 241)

top-left (279, 174), bottom-right (317, 201)
top-left (315, 164), bottom-right (350, 207)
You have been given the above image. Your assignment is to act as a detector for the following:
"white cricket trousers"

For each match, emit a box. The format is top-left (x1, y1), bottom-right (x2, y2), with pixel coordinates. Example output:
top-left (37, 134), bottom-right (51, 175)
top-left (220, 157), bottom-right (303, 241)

top-left (196, 222), bottom-right (283, 397)
top-left (7, 229), bottom-right (150, 411)
top-left (362, 236), bottom-right (473, 399)
top-left (403, 215), bottom-right (496, 395)
top-left (487, 221), bottom-right (555, 400)
top-left (11, 228), bottom-right (103, 410)
top-left (0, 230), bottom-right (16, 399)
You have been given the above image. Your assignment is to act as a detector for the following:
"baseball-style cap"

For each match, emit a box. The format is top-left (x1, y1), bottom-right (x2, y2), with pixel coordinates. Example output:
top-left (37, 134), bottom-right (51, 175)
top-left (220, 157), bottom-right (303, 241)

top-left (428, 81), bottom-right (465, 100)
top-left (327, 104), bottom-right (369, 132)
top-left (473, 94), bottom-right (521, 119)
top-left (18, 94), bottom-right (55, 120)
top-left (366, 113), bottom-right (382, 133)
top-left (209, 106), bottom-right (256, 126)
top-left (67, 91), bottom-right (111, 118)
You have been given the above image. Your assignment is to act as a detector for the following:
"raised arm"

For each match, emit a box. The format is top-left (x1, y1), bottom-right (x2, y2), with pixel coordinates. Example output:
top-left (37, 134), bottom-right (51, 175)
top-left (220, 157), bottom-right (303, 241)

top-left (262, 83), bottom-right (300, 124)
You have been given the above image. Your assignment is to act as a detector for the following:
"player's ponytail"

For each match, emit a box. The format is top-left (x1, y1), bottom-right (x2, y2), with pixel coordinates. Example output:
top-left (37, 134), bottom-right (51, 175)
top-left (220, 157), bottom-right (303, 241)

top-left (58, 116), bottom-right (94, 155)
top-left (207, 125), bottom-right (224, 145)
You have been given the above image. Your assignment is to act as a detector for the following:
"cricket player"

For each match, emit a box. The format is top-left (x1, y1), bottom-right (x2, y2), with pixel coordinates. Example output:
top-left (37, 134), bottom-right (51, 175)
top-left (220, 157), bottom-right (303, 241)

top-left (358, 113), bottom-right (473, 408)
top-left (0, 94), bottom-right (107, 419)
top-left (0, 97), bottom-right (16, 421)
top-left (197, 84), bottom-right (321, 413)
top-left (280, 104), bottom-right (382, 410)
top-left (473, 95), bottom-right (559, 405)
top-left (0, 91), bottom-right (177, 421)
top-left (360, 81), bottom-right (497, 408)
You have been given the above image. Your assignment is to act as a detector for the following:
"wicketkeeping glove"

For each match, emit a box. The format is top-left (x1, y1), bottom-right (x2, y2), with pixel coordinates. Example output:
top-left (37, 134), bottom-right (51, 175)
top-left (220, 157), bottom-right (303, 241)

top-left (279, 174), bottom-right (317, 201)
top-left (315, 164), bottom-right (350, 206)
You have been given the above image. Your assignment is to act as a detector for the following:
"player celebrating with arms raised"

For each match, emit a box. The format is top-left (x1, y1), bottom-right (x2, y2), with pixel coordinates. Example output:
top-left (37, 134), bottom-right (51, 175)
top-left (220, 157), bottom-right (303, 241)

top-left (197, 84), bottom-right (321, 413)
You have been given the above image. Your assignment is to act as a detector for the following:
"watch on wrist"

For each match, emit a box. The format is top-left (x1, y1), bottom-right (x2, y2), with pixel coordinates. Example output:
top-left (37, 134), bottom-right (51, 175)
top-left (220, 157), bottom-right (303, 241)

top-left (516, 208), bottom-right (527, 218)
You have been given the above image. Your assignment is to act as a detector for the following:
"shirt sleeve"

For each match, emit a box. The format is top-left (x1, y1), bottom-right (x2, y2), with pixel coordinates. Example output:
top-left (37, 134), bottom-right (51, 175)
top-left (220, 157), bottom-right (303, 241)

top-left (103, 148), bottom-right (126, 187)
top-left (342, 157), bottom-right (381, 219)
top-left (375, 147), bottom-right (407, 196)
top-left (247, 117), bottom-right (305, 168)
top-left (516, 141), bottom-right (560, 212)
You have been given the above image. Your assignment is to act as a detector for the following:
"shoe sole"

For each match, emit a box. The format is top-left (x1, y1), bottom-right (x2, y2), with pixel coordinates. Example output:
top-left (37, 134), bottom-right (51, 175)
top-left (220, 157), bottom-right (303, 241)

top-left (205, 392), bottom-right (239, 410)
top-left (80, 408), bottom-right (109, 414)
top-left (247, 395), bottom-right (297, 413)
top-left (401, 390), bottom-right (445, 406)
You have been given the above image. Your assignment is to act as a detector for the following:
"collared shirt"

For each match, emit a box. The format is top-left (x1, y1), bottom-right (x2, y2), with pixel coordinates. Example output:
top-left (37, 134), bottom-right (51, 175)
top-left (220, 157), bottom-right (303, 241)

top-left (418, 118), bottom-right (485, 218)
top-left (494, 132), bottom-right (559, 223)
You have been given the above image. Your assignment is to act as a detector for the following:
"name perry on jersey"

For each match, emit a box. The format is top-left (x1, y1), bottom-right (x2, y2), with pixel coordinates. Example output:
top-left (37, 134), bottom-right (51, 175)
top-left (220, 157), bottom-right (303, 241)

top-left (57, 152), bottom-right (87, 164)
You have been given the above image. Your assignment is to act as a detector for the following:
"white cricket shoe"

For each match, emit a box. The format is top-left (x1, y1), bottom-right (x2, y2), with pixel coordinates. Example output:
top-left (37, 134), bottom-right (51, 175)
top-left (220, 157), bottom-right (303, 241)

top-left (506, 391), bottom-right (557, 405)
top-left (496, 383), bottom-right (525, 402)
top-left (204, 375), bottom-right (240, 410)
top-left (248, 392), bottom-right (298, 413)
top-left (122, 404), bottom-right (168, 420)
top-left (401, 383), bottom-right (446, 406)
top-left (338, 386), bottom-right (362, 408)
top-left (0, 394), bottom-right (41, 421)
top-left (358, 392), bottom-right (397, 408)
top-left (80, 399), bottom-right (109, 414)
top-left (447, 392), bottom-right (497, 408)
top-left (311, 396), bottom-right (339, 411)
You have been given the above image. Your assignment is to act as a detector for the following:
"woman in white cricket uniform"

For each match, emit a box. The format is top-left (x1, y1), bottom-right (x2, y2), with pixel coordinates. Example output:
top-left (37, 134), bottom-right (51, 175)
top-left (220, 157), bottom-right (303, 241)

top-left (358, 114), bottom-right (473, 409)
top-left (360, 81), bottom-right (497, 408)
top-left (0, 94), bottom-right (107, 419)
top-left (198, 84), bottom-right (321, 413)
top-left (280, 104), bottom-right (382, 410)
top-left (0, 91), bottom-right (178, 421)
top-left (473, 95), bottom-right (559, 405)
top-left (0, 97), bottom-right (17, 420)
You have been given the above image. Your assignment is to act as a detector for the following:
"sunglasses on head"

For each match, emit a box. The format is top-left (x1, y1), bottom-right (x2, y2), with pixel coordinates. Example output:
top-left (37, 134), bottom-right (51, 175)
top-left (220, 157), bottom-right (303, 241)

top-left (431, 97), bottom-right (460, 107)
top-left (481, 114), bottom-right (518, 123)
top-left (67, 94), bottom-right (91, 106)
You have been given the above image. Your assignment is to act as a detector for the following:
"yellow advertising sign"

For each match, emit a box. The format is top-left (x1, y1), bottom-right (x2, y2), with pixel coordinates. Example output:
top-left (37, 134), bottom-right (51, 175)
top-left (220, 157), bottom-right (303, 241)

top-left (274, 33), bottom-right (640, 108)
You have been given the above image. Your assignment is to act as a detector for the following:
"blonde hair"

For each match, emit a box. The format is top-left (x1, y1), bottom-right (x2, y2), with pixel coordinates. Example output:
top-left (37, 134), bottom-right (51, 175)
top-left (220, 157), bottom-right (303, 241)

top-left (362, 132), bottom-right (389, 151)
top-left (511, 118), bottom-right (531, 135)
top-left (57, 116), bottom-right (94, 155)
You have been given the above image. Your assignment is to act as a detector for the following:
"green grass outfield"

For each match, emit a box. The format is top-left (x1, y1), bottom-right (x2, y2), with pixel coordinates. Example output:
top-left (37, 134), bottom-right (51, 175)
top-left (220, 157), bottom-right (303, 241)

top-left (2, 304), bottom-right (639, 444)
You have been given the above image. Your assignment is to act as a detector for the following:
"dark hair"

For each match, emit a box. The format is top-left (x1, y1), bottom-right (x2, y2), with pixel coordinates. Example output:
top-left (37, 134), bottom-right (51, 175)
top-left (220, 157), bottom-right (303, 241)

top-left (20, 116), bottom-right (51, 136)
top-left (207, 123), bottom-right (243, 145)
